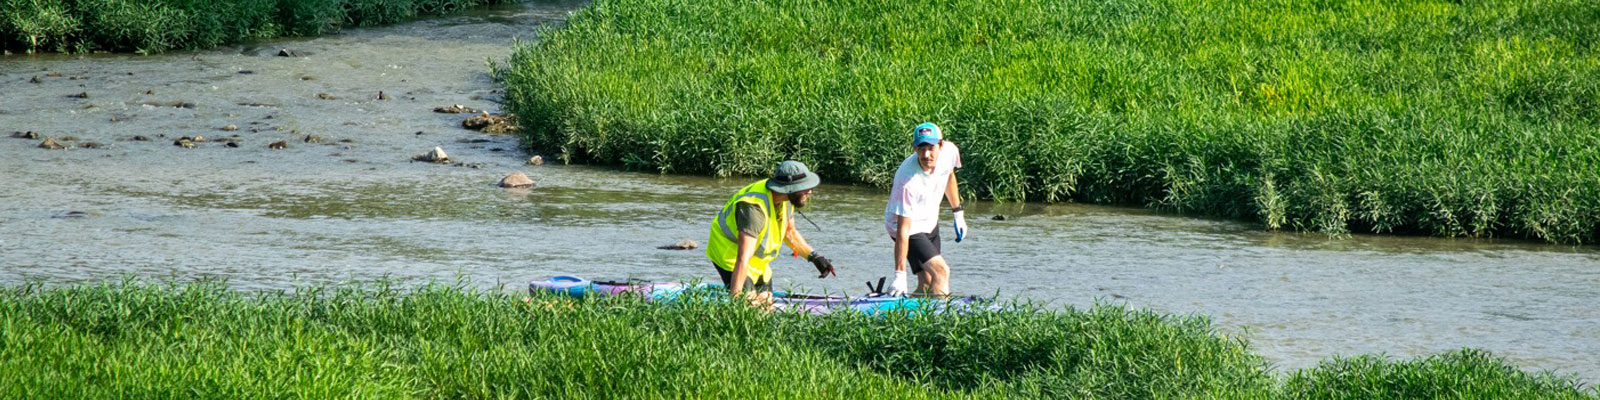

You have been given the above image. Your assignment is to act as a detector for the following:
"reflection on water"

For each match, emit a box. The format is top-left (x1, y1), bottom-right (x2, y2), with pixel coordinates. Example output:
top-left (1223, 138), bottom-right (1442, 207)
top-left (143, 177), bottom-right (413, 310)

top-left (2, 0), bottom-right (1598, 386)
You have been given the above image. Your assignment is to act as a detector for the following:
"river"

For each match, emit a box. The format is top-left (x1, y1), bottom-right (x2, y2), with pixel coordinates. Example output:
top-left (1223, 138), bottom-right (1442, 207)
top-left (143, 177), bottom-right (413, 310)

top-left (1, 0), bottom-right (1596, 384)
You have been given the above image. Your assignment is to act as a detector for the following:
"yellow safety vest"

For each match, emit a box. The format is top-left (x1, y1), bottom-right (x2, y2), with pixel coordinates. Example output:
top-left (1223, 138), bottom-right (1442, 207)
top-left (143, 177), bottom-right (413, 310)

top-left (706, 179), bottom-right (791, 282)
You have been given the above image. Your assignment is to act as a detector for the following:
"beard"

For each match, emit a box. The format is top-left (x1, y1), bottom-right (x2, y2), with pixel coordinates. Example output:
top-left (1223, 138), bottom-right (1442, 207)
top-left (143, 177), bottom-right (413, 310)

top-left (790, 193), bottom-right (809, 209)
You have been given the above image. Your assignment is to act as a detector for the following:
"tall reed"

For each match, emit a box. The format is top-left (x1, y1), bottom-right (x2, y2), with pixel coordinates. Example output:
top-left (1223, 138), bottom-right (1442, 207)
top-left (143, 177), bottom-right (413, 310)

top-left (500, 0), bottom-right (1600, 243)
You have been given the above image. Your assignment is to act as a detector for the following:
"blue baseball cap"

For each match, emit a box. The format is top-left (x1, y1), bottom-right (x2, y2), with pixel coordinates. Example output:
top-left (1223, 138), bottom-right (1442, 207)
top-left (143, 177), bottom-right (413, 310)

top-left (911, 123), bottom-right (941, 147)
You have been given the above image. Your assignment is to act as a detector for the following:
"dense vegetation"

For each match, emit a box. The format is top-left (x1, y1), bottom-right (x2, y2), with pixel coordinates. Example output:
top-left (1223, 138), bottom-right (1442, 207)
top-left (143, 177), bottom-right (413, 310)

top-left (1, 281), bottom-right (1594, 398)
top-left (0, 0), bottom-right (520, 54)
top-left (500, 0), bottom-right (1600, 243)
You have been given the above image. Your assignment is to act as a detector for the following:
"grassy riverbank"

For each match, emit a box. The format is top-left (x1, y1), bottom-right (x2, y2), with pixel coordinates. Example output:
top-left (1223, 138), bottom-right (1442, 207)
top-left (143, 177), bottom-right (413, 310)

top-left (1, 281), bottom-right (1592, 398)
top-left (0, 0), bottom-right (520, 54)
top-left (499, 0), bottom-right (1600, 243)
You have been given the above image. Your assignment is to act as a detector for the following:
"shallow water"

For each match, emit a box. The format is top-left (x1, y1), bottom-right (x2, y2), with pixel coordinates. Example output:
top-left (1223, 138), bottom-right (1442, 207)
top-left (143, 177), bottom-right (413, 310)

top-left (2, 0), bottom-right (1597, 384)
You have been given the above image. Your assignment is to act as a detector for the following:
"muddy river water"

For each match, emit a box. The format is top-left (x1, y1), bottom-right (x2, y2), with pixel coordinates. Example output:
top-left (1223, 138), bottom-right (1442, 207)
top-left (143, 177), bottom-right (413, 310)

top-left (2, 0), bottom-right (1597, 383)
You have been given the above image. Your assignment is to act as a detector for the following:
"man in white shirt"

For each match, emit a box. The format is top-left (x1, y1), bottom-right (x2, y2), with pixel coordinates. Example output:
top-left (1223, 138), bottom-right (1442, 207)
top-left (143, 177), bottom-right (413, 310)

top-left (884, 122), bottom-right (967, 297)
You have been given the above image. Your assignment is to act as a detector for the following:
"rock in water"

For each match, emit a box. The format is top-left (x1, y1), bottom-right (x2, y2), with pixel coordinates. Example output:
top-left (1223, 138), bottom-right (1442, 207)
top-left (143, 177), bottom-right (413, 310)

top-left (267, 141), bottom-right (287, 150)
top-left (462, 112), bottom-right (515, 132)
top-left (527, 155), bottom-right (544, 166)
top-left (657, 239), bottom-right (699, 250)
top-left (499, 172), bottom-right (534, 188)
top-left (413, 147), bottom-right (450, 163)
top-left (433, 105), bottom-right (477, 114)
top-left (37, 138), bottom-right (66, 150)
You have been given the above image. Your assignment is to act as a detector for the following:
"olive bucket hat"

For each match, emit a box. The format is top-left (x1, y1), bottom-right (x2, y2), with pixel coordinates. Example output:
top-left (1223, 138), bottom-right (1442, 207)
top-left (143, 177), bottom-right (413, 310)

top-left (766, 160), bottom-right (820, 194)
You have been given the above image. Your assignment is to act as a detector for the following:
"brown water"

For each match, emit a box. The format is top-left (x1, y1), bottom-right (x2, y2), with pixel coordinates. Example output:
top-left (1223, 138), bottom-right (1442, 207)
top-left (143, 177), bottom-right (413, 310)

top-left (2, 0), bottom-right (1597, 384)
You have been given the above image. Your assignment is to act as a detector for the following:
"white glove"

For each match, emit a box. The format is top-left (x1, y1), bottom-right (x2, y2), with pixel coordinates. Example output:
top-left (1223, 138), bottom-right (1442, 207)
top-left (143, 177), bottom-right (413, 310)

top-left (888, 270), bottom-right (910, 296)
top-left (953, 210), bottom-right (968, 242)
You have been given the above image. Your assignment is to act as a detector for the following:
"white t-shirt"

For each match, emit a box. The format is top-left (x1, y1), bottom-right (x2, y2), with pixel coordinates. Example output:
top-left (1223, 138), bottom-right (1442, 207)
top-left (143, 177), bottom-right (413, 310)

top-left (885, 142), bottom-right (962, 237)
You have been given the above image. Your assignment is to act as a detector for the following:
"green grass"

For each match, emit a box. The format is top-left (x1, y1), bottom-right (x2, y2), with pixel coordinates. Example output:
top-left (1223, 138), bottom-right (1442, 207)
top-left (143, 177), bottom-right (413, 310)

top-left (0, 0), bottom-right (521, 54)
top-left (1, 280), bottom-right (1594, 399)
top-left (498, 0), bottom-right (1600, 243)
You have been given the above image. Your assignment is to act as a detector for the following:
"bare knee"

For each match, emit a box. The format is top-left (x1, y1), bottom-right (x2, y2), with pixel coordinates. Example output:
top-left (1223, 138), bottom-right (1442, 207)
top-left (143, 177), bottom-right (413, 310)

top-left (925, 256), bottom-right (949, 277)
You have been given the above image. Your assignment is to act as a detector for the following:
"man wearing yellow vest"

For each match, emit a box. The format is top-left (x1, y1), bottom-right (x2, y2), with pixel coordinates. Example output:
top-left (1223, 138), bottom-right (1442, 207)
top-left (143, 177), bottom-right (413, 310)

top-left (706, 160), bottom-right (836, 303)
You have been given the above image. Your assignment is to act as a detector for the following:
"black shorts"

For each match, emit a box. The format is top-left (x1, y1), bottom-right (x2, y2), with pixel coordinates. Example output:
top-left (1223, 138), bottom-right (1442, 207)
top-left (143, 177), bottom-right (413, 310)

top-left (904, 229), bottom-right (943, 275)
top-left (714, 264), bottom-right (772, 293)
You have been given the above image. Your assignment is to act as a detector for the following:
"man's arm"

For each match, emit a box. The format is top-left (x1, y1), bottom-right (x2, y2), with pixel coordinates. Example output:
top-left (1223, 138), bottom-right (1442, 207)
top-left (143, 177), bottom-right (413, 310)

top-left (894, 215), bottom-right (912, 272)
top-left (730, 232), bottom-right (758, 294)
top-left (944, 172), bottom-right (962, 210)
top-left (783, 217), bottom-right (815, 259)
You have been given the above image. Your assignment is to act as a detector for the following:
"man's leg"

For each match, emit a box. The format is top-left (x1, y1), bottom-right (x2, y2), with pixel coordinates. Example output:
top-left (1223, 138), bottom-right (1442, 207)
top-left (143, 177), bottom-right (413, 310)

top-left (914, 265), bottom-right (934, 296)
top-left (906, 231), bottom-right (938, 296)
top-left (913, 229), bottom-right (947, 297)
top-left (922, 256), bottom-right (950, 297)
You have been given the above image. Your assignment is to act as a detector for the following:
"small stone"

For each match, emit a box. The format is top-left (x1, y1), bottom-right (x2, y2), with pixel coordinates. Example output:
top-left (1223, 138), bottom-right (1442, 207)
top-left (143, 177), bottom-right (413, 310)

top-left (191, 135), bottom-right (206, 142)
top-left (45, 71), bottom-right (62, 77)
top-left (300, 76), bottom-right (315, 81)
top-left (144, 90), bottom-right (154, 95)
top-left (413, 147), bottom-right (450, 163)
top-left (433, 104), bottom-right (476, 114)
top-left (57, 136), bottom-right (77, 141)
top-left (11, 131), bottom-right (41, 139)
top-left (991, 215), bottom-right (1008, 221)
top-left (500, 172), bottom-right (534, 188)
top-left (377, 91), bottom-right (389, 100)
top-left (237, 70), bottom-right (254, 75)
top-left (527, 156), bottom-right (544, 166)
top-left (225, 142), bottom-right (240, 148)
top-left (38, 138), bottom-right (66, 150)
top-left (173, 138), bottom-right (195, 148)
top-left (53, 211), bottom-right (90, 218)
top-left (459, 110), bottom-right (518, 134)
top-left (67, 92), bottom-right (88, 99)
top-left (29, 76), bottom-right (42, 84)
top-left (221, 125), bottom-right (237, 131)
top-left (316, 93), bottom-right (337, 100)
top-left (277, 49), bottom-right (296, 57)
top-left (80, 142), bottom-right (105, 149)
top-left (657, 239), bottom-right (699, 250)
top-left (482, 122), bottom-right (517, 135)
top-left (302, 135), bottom-right (325, 144)
top-left (131, 135), bottom-right (150, 141)
top-left (268, 141), bottom-right (287, 150)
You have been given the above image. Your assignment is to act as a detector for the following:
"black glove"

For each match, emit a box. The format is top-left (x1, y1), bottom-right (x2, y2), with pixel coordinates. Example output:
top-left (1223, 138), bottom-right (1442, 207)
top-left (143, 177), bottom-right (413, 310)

top-left (808, 252), bottom-right (837, 278)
